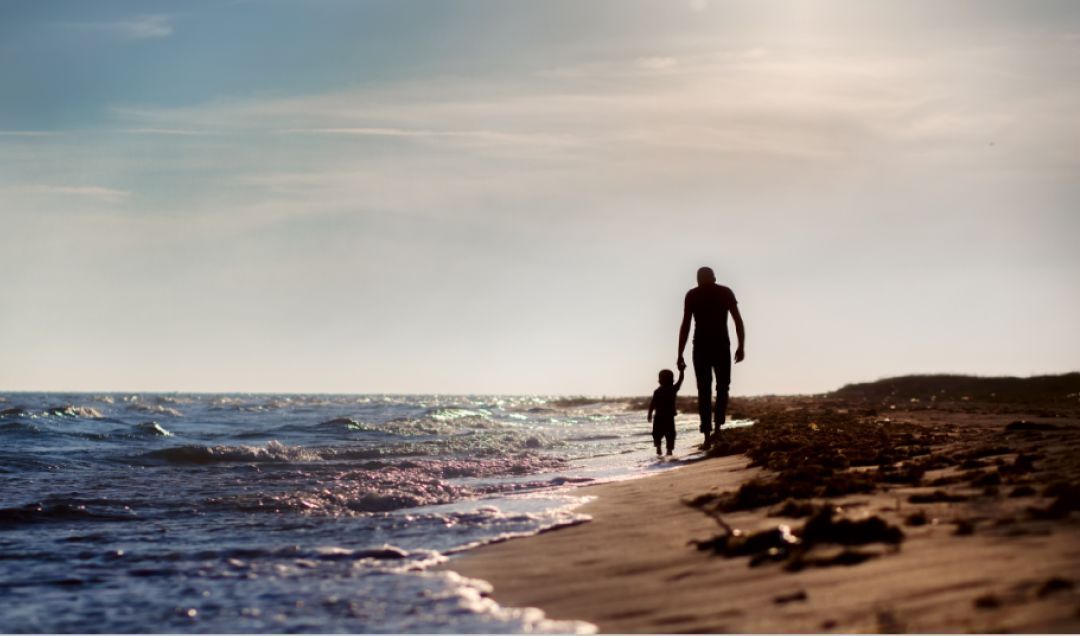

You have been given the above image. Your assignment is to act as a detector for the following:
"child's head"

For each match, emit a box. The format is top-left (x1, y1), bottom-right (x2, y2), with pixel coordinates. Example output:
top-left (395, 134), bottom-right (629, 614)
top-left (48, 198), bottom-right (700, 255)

top-left (658, 369), bottom-right (675, 386)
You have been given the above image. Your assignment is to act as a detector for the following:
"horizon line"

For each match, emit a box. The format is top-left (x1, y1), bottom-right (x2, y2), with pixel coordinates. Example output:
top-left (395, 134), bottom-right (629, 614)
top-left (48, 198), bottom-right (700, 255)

top-left (2, 370), bottom-right (1077, 398)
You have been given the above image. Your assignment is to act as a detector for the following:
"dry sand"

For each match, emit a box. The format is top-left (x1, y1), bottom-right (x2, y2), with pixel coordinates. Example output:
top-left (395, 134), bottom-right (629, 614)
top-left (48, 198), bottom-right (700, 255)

top-left (445, 407), bottom-right (1080, 633)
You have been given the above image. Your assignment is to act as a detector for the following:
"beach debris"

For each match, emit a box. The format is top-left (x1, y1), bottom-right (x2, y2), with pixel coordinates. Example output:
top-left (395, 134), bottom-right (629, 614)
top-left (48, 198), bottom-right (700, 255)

top-left (693, 507), bottom-right (903, 570)
top-left (1009, 485), bottom-right (1036, 498)
top-left (953, 519), bottom-right (975, 536)
top-left (773, 590), bottom-right (807, 604)
top-left (960, 457), bottom-right (988, 469)
top-left (703, 470), bottom-right (878, 513)
top-left (697, 402), bottom-right (948, 516)
top-left (971, 470), bottom-right (1002, 487)
top-left (1036, 577), bottom-right (1073, 598)
top-left (786, 548), bottom-right (878, 571)
top-left (800, 507), bottom-right (904, 546)
top-left (904, 510), bottom-right (928, 526)
top-left (908, 490), bottom-right (968, 504)
top-left (1006, 420), bottom-right (1060, 432)
top-left (1028, 482), bottom-right (1080, 519)
top-left (875, 608), bottom-right (904, 632)
top-left (974, 593), bottom-right (1001, 609)
top-left (967, 445), bottom-right (1012, 459)
top-left (768, 498), bottom-right (819, 518)
top-left (878, 463), bottom-right (924, 485)
top-left (1006, 452), bottom-right (1040, 473)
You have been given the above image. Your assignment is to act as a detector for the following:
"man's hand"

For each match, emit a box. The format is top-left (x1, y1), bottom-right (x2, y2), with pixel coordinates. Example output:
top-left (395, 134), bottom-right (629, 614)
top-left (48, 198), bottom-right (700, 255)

top-left (734, 346), bottom-right (745, 363)
top-left (677, 356), bottom-right (687, 371)
top-left (647, 413), bottom-right (653, 423)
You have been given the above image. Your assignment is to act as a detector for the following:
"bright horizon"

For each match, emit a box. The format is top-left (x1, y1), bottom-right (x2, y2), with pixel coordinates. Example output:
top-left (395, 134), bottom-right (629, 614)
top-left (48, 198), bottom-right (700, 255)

top-left (1, 370), bottom-right (1078, 399)
top-left (2, 1), bottom-right (1078, 396)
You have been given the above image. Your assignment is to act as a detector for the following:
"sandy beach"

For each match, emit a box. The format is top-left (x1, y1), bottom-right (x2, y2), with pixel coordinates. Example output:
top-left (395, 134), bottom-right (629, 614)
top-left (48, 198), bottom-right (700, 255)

top-left (446, 385), bottom-right (1080, 633)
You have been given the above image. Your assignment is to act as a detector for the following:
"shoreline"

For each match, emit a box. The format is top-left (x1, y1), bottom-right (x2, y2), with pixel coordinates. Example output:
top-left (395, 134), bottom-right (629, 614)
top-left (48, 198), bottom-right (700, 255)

top-left (443, 406), bottom-right (1080, 633)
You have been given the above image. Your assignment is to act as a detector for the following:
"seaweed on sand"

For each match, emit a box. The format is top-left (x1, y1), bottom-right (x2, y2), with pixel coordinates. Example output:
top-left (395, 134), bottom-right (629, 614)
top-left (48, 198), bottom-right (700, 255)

top-left (692, 507), bottom-right (904, 571)
top-left (1028, 482), bottom-right (1080, 519)
top-left (695, 402), bottom-right (940, 513)
top-left (1005, 420), bottom-right (1061, 432)
top-left (768, 498), bottom-right (820, 518)
top-left (800, 507), bottom-right (904, 546)
top-left (1037, 577), bottom-right (1074, 598)
top-left (908, 490), bottom-right (969, 504)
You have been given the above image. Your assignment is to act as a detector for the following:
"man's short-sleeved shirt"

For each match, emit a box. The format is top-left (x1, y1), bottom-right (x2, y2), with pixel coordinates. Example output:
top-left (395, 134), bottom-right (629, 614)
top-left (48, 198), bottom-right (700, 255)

top-left (685, 284), bottom-right (738, 347)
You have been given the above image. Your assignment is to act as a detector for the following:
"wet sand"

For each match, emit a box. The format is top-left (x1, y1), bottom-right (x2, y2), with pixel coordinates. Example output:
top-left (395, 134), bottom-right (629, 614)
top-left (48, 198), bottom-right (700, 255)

top-left (445, 402), bottom-right (1080, 632)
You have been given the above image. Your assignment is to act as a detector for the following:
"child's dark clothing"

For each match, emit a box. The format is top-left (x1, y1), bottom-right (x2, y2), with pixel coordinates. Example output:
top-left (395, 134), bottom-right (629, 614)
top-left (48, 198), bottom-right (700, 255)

top-left (650, 377), bottom-right (683, 454)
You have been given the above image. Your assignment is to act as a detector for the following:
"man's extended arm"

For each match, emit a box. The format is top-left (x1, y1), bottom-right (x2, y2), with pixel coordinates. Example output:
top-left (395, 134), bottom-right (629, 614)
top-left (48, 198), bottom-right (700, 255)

top-left (732, 304), bottom-right (746, 363)
top-left (677, 294), bottom-right (691, 370)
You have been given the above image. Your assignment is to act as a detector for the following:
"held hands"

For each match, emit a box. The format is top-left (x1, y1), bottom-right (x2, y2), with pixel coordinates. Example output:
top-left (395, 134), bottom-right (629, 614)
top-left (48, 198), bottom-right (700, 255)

top-left (676, 356), bottom-right (687, 372)
top-left (734, 346), bottom-right (745, 364)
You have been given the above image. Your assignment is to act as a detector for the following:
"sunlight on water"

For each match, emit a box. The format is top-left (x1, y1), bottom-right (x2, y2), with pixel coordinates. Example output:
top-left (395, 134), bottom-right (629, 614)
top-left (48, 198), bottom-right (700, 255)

top-left (0, 392), bottom-right (709, 632)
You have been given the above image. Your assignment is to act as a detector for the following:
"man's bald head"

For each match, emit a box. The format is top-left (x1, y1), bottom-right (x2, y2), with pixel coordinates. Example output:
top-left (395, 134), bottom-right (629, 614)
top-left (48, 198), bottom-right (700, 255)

top-left (696, 266), bottom-right (716, 286)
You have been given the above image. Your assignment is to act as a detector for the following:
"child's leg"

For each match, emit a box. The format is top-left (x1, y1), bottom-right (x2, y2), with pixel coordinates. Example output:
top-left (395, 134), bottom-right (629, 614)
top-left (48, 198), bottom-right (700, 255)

top-left (652, 433), bottom-right (662, 455)
top-left (666, 430), bottom-right (675, 455)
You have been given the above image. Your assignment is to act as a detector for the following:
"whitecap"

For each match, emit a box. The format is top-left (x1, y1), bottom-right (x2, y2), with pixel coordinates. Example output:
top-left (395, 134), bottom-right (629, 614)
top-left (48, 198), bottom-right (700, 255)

top-left (142, 440), bottom-right (319, 465)
top-left (44, 405), bottom-right (104, 419)
top-left (126, 403), bottom-right (183, 417)
top-left (135, 421), bottom-right (173, 437)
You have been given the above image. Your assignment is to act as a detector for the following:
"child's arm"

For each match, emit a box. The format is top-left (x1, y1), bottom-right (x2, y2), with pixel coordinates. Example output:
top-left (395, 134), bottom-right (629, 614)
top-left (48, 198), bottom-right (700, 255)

top-left (647, 395), bottom-right (654, 423)
top-left (674, 367), bottom-right (685, 391)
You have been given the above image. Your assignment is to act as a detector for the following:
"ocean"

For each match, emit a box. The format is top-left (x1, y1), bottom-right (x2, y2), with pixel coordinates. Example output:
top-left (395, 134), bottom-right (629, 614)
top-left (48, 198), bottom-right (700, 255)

top-left (0, 392), bottom-right (718, 633)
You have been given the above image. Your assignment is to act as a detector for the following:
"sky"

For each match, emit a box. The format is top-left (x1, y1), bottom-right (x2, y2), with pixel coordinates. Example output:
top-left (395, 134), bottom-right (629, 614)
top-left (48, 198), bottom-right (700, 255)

top-left (1, 0), bottom-right (1078, 395)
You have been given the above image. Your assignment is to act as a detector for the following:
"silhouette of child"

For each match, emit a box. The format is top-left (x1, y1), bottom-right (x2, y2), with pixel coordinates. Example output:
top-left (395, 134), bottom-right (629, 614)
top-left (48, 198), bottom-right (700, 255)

top-left (648, 366), bottom-right (684, 456)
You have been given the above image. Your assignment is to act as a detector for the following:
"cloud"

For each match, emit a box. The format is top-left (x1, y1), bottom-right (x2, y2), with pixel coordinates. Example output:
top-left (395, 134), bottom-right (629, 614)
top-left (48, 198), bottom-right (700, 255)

top-left (69, 14), bottom-right (173, 40)
top-left (0, 130), bottom-right (55, 137)
top-left (76, 45), bottom-right (1069, 245)
top-left (279, 126), bottom-right (582, 148)
top-left (635, 56), bottom-right (678, 71)
top-left (123, 128), bottom-right (209, 136)
top-left (1, 185), bottom-right (131, 203)
top-left (43, 38), bottom-right (1079, 237)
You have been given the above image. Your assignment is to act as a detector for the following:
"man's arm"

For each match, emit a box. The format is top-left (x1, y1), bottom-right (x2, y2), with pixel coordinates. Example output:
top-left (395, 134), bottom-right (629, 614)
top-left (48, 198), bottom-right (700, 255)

top-left (732, 304), bottom-right (746, 363)
top-left (677, 293), bottom-right (691, 370)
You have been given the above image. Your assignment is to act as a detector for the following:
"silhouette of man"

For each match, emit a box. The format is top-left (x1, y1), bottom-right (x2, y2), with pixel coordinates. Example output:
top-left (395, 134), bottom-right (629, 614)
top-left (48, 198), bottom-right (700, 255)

top-left (677, 266), bottom-right (745, 444)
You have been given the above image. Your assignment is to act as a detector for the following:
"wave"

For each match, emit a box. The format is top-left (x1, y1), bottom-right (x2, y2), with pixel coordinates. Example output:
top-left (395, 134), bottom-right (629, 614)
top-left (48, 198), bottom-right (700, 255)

top-left (316, 417), bottom-right (375, 432)
top-left (567, 434), bottom-right (620, 442)
top-left (135, 421), bottom-right (173, 437)
top-left (44, 405), bottom-right (104, 419)
top-left (0, 421), bottom-right (39, 434)
top-left (0, 502), bottom-right (136, 526)
top-left (318, 447), bottom-right (396, 461)
top-left (204, 487), bottom-right (457, 515)
top-left (183, 544), bottom-right (431, 563)
top-left (153, 395), bottom-right (194, 405)
top-left (193, 454), bottom-right (576, 515)
top-left (425, 407), bottom-right (492, 422)
top-left (436, 454), bottom-right (565, 479)
top-left (125, 403), bottom-right (183, 417)
top-left (141, 440), bottom-right (320, 465)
